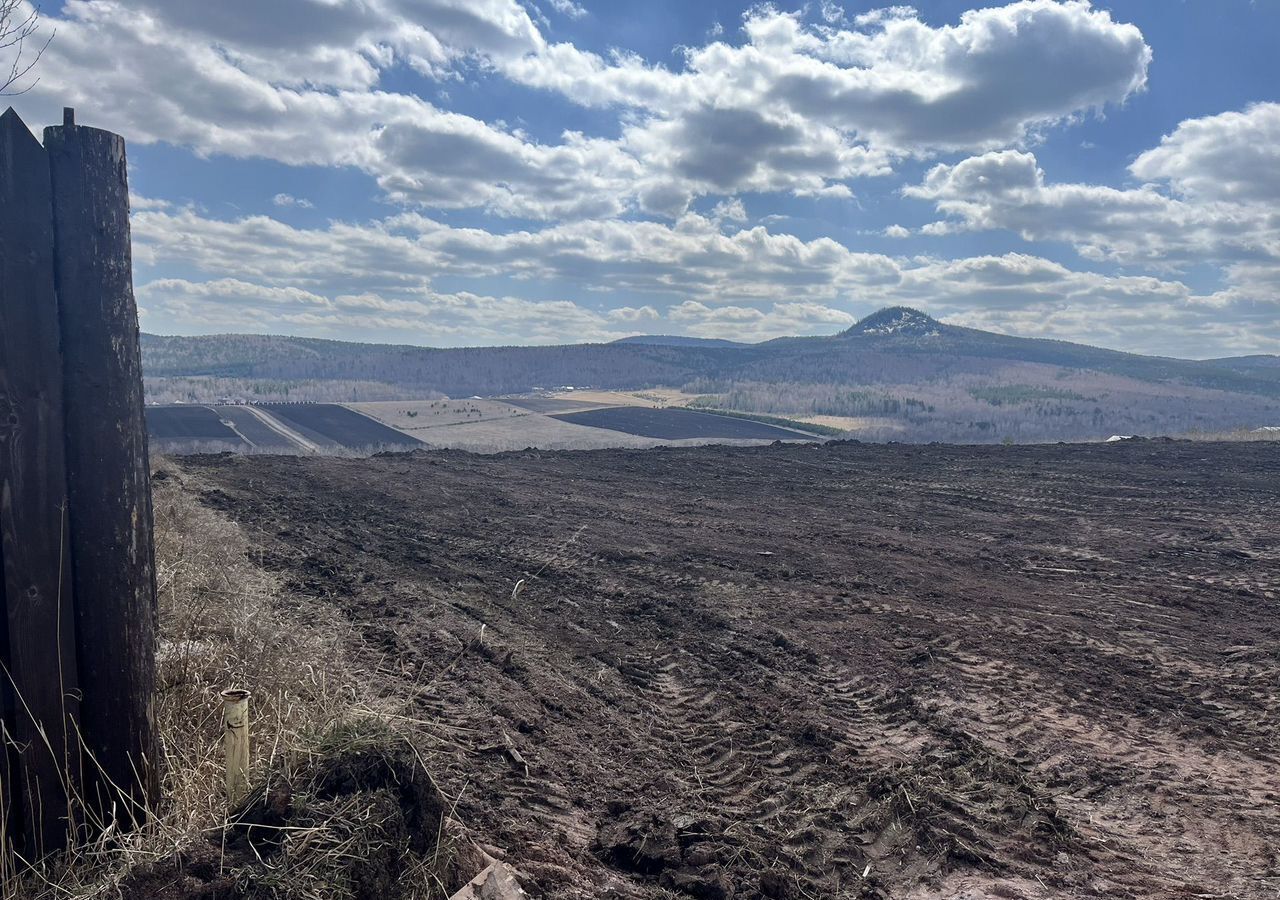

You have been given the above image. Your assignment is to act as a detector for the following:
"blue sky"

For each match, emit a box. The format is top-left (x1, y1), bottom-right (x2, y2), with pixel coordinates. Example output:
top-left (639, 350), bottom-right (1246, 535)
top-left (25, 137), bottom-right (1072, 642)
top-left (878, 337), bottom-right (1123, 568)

top-left (6, 0), bottom-right (1280, 356)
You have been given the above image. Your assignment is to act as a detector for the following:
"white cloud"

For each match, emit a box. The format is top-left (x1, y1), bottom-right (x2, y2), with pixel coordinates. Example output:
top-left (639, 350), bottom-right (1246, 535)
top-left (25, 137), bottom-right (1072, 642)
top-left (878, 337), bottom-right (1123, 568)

top-left (6, 1), bottom-right (630, 219)
top-left (10, 0), bottom-right (1269, 356)
top-left (500, 2), bottom-right (1151, 209)
top-left (138, 277), bottom-right (629, 345)
top-left (120, 0), bottom-right (545, 83)
top-left (547, 0), bottom-right (588, 20)
top-left (853, 6), bottom-right (917, 29)
top-left (935, 103), bottom-right (1280, 251)
top-left (272, 193), bottom-right (315, 209)
top-left (131, 204), bottom-right (902, 302)
top-left (906, 148), bottom-right (1280, 268)
top-left (899, 102), bottom-right (1280, 354)
top-left (607, 305), bottom-right (660, 324)
top-left (6, 0), bottom-right (1152, 219)
top-left (507, 3), bottom-right (1149, 147)
top-left (125, 202), bottom-right (1280, 353)
top-left (819, 3), bottom-right (846, 26)
top-left (710, 198), bottom-right (748, 223)
top-left (1130, 102), bottom-right (1280, 203)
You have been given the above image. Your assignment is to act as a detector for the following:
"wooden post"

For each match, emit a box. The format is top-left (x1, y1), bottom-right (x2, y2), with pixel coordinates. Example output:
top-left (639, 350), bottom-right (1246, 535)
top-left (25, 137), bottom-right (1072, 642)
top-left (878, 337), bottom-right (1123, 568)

top-left (221, 690), bottom-right (250, 807)
top-left (0, 107), bottom-right (82, 856)
top-left (44, 109), bottom-right (159, 827)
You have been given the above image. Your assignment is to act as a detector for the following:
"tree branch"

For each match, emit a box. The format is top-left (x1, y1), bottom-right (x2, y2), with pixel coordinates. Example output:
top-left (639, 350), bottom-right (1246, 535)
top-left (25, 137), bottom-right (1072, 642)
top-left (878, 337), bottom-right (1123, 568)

top-left (0, 1), bottom-right (53, 96)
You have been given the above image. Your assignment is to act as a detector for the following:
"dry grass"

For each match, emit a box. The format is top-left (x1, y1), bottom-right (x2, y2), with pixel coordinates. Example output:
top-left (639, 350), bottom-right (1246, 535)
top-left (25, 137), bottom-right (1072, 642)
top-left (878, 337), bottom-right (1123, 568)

top-left (151, 459), bottom-right (366, 824)
top-left (2, 460), bottom-right (462, 900)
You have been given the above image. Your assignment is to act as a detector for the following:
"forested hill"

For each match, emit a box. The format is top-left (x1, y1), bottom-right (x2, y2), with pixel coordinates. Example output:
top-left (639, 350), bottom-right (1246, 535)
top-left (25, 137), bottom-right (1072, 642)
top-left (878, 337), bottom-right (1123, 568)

top-left (141, 307), bottom-right (1280, 401)
top-left (611, 335), bottom-right (750, 348)
top-left (141, 332), bottom-right (727, 398)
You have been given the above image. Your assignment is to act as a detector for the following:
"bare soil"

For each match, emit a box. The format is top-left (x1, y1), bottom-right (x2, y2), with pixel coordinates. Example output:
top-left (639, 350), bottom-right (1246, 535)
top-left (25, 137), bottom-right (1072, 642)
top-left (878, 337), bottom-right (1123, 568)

top-left (180, 440), bottom-right (1280, 899)
top-left (552, 407), bottom-right (813, 441)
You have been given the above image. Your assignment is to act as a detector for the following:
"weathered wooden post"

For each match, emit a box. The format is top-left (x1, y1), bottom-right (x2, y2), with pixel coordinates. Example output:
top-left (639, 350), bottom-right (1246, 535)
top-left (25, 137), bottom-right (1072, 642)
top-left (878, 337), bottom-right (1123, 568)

top-left (0, 107), bottom-right (83, 856)
top-left (221, 689), bottom-right (251, 807)
top-left (44, 108), bottom-right (160, 828)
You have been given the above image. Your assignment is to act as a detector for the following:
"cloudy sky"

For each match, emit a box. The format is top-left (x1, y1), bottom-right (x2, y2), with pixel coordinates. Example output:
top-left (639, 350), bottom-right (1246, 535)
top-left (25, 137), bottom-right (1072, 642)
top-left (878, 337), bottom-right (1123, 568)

top-left (6, 1), bottom-right (1279, 356)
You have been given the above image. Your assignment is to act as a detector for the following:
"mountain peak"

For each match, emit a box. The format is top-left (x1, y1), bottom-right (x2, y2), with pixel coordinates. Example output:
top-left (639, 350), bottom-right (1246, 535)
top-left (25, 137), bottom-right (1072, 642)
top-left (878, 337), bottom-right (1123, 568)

top-left (846, 307), bottom-right (942, 338)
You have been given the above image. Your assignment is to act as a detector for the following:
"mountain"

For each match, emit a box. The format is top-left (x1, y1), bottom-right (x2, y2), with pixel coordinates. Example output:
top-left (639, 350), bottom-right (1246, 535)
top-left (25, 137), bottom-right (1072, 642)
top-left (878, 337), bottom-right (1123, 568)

top-left (841, 306), bottom-right (944, 338)
top-left (141, 308), bottom-right (1280, 442)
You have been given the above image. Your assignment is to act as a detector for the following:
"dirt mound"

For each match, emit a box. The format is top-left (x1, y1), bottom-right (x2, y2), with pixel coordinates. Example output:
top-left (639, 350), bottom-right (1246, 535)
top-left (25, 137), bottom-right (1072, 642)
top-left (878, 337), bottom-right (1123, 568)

top-left (180, 440), bottom-right (1280, 898)
top-left (596, 810), bottom-right (738, 898)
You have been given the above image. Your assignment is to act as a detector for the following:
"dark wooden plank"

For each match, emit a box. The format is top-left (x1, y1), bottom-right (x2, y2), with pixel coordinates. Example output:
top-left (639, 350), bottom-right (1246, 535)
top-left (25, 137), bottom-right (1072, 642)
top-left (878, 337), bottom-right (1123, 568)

top-left (0, 106), bottom-right (82, 855)
top-left (0, 536), bottom-right (18, 853)
top-left (44, 110), bottom-right (159, 827)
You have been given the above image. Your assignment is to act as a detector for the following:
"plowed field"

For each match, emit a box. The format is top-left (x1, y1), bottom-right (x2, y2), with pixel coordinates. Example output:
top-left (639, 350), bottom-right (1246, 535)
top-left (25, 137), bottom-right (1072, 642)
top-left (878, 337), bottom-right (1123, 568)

top-left (146, 405), bottom-right (244, 447)
top-left (180, 440), bottom-right (1280, 899)
top-left (553, 407), bottom-right (813, 440)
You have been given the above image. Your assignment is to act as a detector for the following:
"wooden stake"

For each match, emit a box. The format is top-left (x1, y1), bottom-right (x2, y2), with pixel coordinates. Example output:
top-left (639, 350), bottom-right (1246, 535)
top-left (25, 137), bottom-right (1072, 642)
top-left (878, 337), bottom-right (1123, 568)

top-left (220, 689), bottom-right (250, 807)
top-left (45, 108), bottom-right (159, 828)
top-left (0, 106), bottom-right (82, 856)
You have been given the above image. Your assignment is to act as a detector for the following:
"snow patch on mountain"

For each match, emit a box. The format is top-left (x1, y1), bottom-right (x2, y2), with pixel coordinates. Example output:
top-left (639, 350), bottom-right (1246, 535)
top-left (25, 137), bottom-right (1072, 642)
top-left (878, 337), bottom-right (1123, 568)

top-left (847, 307), bottom-right (943, 338)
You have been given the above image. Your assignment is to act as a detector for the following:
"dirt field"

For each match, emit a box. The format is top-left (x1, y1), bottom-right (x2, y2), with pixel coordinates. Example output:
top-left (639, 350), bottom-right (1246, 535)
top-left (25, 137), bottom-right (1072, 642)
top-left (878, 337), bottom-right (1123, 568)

top-left (796, 415), bottom-right (907, 434)
top-left (146, 405), bottom-right (244, 445)
top-left (180, 440), bottom-right (1279, 899)
top-left (258, 402), bottom-right (423, 449)
top-left (554, 407), bottom-right (814, 441)
top-left (352, 399), bottom-right (535, 430)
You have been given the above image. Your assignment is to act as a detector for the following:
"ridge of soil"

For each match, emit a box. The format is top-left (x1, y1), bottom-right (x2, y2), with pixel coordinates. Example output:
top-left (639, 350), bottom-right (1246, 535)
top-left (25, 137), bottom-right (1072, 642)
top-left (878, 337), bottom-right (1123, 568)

top-left (181, 440), bottom-right (1280, 899)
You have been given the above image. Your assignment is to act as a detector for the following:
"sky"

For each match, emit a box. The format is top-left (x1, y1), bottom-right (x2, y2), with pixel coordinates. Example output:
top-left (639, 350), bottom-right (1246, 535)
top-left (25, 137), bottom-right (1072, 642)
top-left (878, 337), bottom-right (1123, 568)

top-left (4, 0), bottom-right (1279, 357)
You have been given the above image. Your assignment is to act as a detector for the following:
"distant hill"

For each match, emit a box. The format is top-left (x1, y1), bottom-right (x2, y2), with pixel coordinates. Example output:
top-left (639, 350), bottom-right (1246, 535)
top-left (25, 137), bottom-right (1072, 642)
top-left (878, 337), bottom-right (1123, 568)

top-left (612, 334), bottom-right (750, 348)
top-left (141, 308), bottom-right (1280, 442)
top-left (141, 309), bottom-right (1280, 399)
top-left (1207, 355), bottom-right (1280, 371)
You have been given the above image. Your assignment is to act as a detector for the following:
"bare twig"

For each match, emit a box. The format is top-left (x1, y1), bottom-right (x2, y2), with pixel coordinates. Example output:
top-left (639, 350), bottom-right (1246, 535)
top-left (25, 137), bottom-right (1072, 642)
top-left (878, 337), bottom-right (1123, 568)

top-left (0, 1), bottom-right (53, 96)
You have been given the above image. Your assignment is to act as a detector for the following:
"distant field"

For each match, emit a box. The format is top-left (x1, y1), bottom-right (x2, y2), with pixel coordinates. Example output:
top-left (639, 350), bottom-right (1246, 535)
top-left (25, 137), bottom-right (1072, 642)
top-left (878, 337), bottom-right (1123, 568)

top-left (553, 406), bottom-right (814, 441)
top-left (542, 388), bottom-right (702, 408)
top-left (350, 399), bottom-right (528, 432)
top-left (389, 413), bottom-right (659, 452)
top-left (146, 403), bottom-right (424, 452)
top-left (146, 400), bottom-right (824, 454)
top-left (259, 404), bottom-right (423, 449)
top-left (354, 399), bottom-right (823, 451)
top-left (146, 406), bottom-right (245, 448)
top-left (215, 406), bottom-right (300, 450)
top-left (504, 397), bottom-right (608, 413)
top-left (797, 414), bottom-right (905, 433)
top-left (552, 390), bottom-right (654, 407)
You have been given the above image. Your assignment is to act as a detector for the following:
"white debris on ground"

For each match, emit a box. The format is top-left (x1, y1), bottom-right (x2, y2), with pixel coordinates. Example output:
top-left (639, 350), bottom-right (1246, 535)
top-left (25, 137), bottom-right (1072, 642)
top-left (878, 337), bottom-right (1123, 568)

top-left (447, 862), bottom-right (528, 900)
